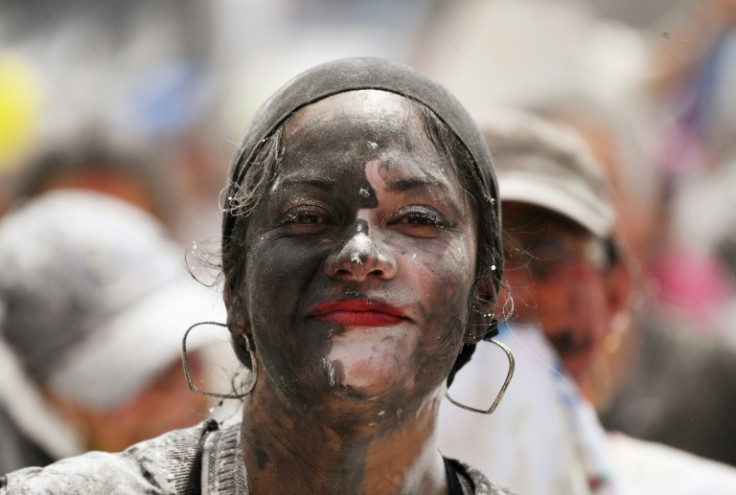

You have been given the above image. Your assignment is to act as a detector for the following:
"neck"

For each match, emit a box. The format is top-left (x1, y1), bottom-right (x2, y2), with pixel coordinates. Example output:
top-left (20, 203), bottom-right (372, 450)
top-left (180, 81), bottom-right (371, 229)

top-left (240, 382), bottom-right (450, 495)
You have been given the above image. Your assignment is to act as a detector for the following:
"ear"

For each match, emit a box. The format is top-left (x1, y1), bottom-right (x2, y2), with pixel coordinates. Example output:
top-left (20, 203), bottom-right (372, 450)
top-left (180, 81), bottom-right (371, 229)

top-left (223, 283), bottom-right (250, 336)
top-left (466, 277), bottom-right (499, 342)
top-left (605, 259), bottom-right (633, 335)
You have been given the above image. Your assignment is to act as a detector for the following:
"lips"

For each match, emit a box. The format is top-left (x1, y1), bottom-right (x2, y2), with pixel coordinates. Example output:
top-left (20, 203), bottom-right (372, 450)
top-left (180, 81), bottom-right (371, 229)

top-left (548, 331), bottom-right (592, 357)
top-left (309, 299), bottom-right (408, 327)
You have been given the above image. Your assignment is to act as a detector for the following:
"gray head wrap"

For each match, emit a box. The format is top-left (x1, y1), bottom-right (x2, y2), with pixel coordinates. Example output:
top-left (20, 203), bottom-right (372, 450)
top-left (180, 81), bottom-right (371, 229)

top-left (222, 56), bottom-right (500, 286)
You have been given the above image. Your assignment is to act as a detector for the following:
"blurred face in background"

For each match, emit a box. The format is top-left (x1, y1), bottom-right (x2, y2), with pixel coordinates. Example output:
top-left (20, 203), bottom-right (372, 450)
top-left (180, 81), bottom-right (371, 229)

top-left (94, 353), bottom-right (210, 451)
top-left (502, 203), bottom-right (627, 388)
top-left (47, 352), bottom-right (209, 453)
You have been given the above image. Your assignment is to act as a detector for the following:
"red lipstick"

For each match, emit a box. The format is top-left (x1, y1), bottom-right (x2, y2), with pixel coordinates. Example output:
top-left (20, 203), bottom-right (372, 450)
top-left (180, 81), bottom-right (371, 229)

top-left (310, 300), bottom-right (407, 327)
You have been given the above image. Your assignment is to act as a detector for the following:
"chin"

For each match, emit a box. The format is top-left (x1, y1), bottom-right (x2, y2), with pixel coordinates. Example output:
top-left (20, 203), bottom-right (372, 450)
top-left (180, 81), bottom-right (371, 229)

top-left (322, 358), bottom-right (419, 406)
top-left (324, 329), bottom-right (414, 392)
top-left (564, 358), bottom-right (593, 387)
top-left (330, 361), bottom-right (404, 398)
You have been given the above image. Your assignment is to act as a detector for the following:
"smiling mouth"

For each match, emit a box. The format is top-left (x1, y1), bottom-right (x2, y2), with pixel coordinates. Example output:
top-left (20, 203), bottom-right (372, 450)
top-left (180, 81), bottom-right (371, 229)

top-left (310, 300), bottom-right (408, 327)
top-left (548, 331), bottom-right (592, 357)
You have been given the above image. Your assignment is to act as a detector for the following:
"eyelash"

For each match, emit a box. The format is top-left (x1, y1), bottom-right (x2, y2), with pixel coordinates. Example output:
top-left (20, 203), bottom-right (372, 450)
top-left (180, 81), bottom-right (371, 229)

top-left (388, 206), bottom-right (450, 229)
top-left (278, 205), bottom-right (334, 227)
top-left (276, 204), bottom-right (452, 235)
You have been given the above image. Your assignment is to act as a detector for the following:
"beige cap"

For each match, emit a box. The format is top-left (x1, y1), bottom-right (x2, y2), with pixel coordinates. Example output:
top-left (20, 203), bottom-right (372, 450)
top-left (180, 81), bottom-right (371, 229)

top-left (480, 109), bottom-right (615, 238)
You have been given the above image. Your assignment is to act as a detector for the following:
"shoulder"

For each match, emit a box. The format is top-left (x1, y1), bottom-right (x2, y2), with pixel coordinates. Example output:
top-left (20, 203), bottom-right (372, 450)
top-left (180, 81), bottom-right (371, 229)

top-left (0, 420), bottom-right (215, 495)
top-left (607, 432), bottom-right (736, 494)
top-left (451, 459), bottom-right (517, 495)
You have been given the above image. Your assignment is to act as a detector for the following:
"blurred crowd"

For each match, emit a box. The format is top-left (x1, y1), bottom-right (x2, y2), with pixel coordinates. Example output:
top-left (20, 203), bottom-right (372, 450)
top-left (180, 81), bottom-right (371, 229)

top-left (2, 0), bottom-right (736, 493)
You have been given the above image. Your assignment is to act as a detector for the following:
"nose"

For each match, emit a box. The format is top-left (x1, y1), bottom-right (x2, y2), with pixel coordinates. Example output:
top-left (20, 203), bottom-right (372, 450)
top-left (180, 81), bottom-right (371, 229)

top-left (325, 224), bottom-right (397, 281)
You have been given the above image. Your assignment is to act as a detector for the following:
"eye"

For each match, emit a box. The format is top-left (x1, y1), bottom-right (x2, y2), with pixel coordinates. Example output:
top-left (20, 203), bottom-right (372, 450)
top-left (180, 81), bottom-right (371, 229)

top-left (278, 204), bottom-right (335, 235)
top-left (388, 206), bottom-right (451, 238)
top-left (529, 237), bottom-right (568, 262)
top-left (509, 233), bottom-right (601, 280)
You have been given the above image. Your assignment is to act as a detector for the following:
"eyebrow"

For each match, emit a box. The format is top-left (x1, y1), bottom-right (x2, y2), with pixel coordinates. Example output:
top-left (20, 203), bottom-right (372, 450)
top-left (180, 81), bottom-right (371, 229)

top-left (384, 176), bottom-right (449, 194)
top-left (276, 176), bottom-right (337, 192)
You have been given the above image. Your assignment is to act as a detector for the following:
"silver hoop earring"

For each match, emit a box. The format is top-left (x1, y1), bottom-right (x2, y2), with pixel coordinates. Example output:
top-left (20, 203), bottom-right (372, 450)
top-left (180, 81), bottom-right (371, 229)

top-left (182, 321), bottom-right (258, 399)
top-left (445, 336), bottom-right (515, 415)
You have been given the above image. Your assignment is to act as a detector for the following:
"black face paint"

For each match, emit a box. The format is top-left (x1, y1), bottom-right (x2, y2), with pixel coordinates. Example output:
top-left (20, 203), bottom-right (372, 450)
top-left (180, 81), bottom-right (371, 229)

top-left (241, 91), bottom-right (479, 414)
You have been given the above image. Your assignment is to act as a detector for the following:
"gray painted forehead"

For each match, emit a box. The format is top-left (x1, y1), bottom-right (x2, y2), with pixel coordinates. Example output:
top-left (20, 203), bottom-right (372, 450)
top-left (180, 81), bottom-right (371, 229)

top-left (222, 56), bottom-right (498, 239)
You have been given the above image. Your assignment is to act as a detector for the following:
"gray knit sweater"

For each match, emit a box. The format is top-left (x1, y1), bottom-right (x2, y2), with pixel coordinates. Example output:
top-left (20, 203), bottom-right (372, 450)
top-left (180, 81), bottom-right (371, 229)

top-left (0, 420), bottom-right (515, 494)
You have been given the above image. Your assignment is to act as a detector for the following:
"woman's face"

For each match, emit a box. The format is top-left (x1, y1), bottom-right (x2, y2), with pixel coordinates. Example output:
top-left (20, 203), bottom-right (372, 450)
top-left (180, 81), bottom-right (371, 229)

top-left (241, 90), bottom-right (478, 412)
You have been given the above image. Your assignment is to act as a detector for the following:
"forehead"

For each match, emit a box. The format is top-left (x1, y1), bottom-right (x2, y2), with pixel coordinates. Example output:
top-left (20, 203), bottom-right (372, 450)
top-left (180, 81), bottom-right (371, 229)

top-left (502, 202), bottom-right (589, 236)
top-left (275, 90), bottom-right (464, 189)
top-left (284, 90), bottom-right (419, 139)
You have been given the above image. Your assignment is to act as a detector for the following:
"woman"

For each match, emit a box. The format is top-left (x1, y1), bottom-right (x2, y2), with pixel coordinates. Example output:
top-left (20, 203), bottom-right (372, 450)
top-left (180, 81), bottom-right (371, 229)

top-left (1, 57), bottom-right (514, 494)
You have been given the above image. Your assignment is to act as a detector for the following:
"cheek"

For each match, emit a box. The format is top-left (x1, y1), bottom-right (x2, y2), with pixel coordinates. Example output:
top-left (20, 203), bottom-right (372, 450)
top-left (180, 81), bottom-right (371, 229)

top-left (571, 282), bottom-right (612, 343)
top-left (404, 239), bottom-right (476, 349)
top-left (560, 271), bottom-right (609, 330)
top-left (404, 235), bottom-right (474, 307)
top-left (245, 238), bottom-right (325, 313)
top-left (244, 239), bottom-right (330, 373)
top-left (518, 271), bottom-right (610, 336)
